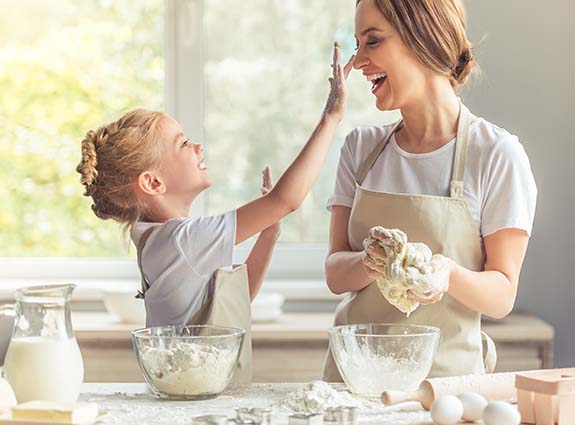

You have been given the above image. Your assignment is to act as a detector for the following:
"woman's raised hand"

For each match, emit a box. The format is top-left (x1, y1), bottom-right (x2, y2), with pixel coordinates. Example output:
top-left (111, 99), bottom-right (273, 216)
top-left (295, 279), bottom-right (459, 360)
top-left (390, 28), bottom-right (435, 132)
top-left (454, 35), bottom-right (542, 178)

top-left (323, 41), bottom-right (355, 123)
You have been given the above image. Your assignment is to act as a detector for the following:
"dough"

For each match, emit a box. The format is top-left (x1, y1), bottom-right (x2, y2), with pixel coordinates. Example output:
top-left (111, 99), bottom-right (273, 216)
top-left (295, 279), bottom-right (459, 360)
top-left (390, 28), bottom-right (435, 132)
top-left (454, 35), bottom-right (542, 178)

top-left (368, 227), bottom-right (449, 316)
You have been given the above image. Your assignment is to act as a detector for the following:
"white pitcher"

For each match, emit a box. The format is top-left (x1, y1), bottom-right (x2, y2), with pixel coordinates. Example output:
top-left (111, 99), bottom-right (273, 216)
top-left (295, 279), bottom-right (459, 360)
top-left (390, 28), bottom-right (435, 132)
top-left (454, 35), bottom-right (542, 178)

top-left (0, 284), bottom-right (84, 403)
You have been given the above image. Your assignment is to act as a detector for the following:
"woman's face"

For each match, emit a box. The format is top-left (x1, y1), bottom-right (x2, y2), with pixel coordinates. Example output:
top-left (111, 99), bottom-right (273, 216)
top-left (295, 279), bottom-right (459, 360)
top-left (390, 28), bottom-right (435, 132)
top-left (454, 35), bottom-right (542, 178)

top-left (354, 0), bottom-right (433, 111)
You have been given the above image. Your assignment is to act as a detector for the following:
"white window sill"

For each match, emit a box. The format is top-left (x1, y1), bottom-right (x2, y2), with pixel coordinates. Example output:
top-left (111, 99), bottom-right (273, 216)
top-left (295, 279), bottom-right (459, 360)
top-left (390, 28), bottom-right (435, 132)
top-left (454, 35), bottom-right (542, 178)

top-left (0, 245), bottom-right (338, 303)
top-left (0, 278), bottom-right (341, 303)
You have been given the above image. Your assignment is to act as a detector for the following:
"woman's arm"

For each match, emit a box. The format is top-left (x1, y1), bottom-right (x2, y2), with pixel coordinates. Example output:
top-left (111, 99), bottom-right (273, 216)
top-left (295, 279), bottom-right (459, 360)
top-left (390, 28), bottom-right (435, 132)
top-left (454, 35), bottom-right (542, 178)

top-left (235, 44), bottom-right (355, 244)
top-left (446, 228), bottom-right (529, 319)
top-left (325, 205), bottom-right (375, 294)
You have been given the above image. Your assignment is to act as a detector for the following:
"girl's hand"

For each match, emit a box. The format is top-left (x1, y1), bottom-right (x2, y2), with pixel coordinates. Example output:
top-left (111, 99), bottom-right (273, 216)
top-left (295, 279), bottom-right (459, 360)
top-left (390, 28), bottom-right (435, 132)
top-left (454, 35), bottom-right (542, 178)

top-left (322, 42), bottom-right (355, 123)
top-left (260, 166), bottom-right (280, 238)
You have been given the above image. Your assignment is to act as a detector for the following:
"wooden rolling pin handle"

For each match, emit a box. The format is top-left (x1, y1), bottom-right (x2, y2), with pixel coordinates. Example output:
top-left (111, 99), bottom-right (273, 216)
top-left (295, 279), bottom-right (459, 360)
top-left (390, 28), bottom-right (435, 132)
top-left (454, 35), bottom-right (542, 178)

top-left (381, 388), bottom-right (425, 406)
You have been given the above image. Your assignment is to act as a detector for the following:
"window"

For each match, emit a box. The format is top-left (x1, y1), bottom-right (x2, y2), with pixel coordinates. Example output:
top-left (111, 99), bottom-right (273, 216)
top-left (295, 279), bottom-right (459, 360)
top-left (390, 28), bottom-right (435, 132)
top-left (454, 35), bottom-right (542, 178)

top-left (0, 0), bottom-right (398, 291)
top-left (0, 0), bottom-right (163, 257)
top-left (202, 0), bottom-right (399, 243)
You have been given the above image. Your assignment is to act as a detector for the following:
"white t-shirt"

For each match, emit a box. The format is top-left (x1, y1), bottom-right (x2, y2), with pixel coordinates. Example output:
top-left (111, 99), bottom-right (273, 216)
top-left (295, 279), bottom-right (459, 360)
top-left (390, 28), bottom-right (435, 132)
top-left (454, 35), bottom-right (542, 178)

top-left (328, 118), bottom-right (537, 238)
top-left (131, 211), bottom-right (236, 327)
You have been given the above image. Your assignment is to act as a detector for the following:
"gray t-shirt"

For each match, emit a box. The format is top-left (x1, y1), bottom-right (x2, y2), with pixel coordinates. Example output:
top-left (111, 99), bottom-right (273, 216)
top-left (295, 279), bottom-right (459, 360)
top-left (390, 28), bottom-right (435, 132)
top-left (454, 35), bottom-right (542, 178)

top-left (131, 211), bottom-right (236, 327)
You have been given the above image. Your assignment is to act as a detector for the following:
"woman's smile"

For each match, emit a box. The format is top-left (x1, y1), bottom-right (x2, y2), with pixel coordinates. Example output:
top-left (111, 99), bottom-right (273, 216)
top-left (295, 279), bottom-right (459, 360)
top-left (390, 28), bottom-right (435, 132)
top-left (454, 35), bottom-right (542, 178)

top-left (366, 72), bottom-right (388, 94)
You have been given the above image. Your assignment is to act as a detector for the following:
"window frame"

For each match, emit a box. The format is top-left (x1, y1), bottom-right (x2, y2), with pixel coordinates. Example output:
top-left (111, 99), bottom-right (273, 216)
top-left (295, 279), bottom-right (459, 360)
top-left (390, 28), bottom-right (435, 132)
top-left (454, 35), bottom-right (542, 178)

top-left (0, 0), bottom-right (335, 302)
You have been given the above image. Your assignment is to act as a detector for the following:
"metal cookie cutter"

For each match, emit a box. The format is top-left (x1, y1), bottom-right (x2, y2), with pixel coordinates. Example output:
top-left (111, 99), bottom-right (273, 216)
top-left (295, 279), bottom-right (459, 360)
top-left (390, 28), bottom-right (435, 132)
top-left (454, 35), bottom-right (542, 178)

top-left (234, 407), bottom-right (272, 425)
top-left (288, 413), bottom-right (324, 425)
top-left (191, 415), bottom-right (229, 425)
top-left (324, 406), bottom-right (358, 424)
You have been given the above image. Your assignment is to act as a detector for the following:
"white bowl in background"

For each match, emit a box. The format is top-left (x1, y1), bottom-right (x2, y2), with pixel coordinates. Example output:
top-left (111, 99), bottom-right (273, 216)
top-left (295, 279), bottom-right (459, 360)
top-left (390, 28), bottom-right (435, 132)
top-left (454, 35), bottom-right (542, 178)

top-left (103, 289), bottom-right (146, 324)
top-left (251, 293), bottom-right (285, 323)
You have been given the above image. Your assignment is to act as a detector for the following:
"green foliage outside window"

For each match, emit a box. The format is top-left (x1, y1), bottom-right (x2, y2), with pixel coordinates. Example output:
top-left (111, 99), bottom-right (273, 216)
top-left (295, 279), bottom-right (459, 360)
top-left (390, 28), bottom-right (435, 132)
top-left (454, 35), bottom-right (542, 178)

top-left (0, 0), bottom-right (396, 257)
top-left (0, 0), bottom-right (163, 256)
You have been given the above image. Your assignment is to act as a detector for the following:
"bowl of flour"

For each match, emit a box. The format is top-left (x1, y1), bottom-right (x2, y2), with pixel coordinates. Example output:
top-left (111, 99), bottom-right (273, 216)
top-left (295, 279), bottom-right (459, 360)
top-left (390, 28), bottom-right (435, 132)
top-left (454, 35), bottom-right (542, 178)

top-left (132, 325), bottom-right (245, 400)
top-left (329, 323), bottom-right (439, 398)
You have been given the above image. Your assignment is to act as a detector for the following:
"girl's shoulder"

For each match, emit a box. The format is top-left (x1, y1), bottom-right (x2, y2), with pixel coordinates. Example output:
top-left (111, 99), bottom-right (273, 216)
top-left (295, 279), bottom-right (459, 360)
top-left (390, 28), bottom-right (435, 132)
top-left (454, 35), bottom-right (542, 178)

top-left (132, 213), bottom-right (233, 247)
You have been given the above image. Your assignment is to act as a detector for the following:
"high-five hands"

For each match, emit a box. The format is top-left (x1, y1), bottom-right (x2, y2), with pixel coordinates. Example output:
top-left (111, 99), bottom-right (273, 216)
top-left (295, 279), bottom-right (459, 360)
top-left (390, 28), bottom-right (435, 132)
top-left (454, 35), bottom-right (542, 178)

top-left (322, 42), bottom-right (355, 123)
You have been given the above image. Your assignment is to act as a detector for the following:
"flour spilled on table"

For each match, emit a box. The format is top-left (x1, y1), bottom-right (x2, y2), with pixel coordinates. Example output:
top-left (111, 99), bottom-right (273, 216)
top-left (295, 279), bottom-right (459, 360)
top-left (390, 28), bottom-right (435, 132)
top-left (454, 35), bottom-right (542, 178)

top-left (277, 381), bottom-right (363, 413)
top-left (81, 382), bottom-right (432, 425)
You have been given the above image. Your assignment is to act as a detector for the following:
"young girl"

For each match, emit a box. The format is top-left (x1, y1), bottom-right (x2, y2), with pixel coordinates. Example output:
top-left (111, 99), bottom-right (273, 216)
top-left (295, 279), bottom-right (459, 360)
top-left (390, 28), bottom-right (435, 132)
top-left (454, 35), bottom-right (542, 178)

top-left (323, 0), bottom-right (537, 380)
top-left (77, 43), bottom-right (354, 383)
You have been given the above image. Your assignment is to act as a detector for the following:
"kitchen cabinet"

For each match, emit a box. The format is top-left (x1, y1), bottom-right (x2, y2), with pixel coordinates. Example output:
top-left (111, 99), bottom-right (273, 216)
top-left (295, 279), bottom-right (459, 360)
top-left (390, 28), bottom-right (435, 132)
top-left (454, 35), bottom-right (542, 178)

top-left (73, 313), bottom-right (554, 383)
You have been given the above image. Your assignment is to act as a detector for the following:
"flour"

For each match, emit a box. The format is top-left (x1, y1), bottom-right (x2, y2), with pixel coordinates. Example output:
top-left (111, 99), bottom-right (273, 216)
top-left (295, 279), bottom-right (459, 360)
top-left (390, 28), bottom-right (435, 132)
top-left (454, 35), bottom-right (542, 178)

top-left (140, 342), bottom-right (236, 397)
top-left (80, 382), bottom-right (433, 425)
top-left (278, 381), bottom-right (362, 413)
top-left (368, 227), bottom-right (449, 316)
top-left (334, 343), bottom-right (427, 397)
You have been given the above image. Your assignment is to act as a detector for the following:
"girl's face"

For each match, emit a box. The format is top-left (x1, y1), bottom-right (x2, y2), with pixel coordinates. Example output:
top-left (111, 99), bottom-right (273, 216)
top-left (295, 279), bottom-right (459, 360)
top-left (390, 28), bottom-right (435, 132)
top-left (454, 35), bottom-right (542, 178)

top-left (354, 0), bottom-right (434, 111)
top-left (158, 115), bottom-right (212, 201)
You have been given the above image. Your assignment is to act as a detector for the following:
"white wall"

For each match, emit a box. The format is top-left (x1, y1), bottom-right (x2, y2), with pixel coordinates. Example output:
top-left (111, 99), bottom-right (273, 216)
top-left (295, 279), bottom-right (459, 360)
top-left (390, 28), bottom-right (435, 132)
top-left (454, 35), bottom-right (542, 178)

top-left (463, 0), bottom-right (575, 367)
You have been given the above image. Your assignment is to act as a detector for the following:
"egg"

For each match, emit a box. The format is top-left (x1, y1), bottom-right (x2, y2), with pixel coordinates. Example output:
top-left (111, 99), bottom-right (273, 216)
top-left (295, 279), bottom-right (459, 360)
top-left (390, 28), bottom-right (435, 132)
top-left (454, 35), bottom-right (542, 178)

top-left (458, 392), bottom-right (487, 421)
top-left (430, 395), bottom-right (463, 425)
top-left (483, 400), bottom-right (521, 425)
top-left (0, 377), bottom-right (16, 410)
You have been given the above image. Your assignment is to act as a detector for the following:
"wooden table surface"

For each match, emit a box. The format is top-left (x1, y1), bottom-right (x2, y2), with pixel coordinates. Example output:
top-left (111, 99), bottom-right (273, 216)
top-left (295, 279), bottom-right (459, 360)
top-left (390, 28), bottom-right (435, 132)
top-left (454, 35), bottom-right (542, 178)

top-left (72, 382), bottom-right (435, 425)
top-left (71, 312), bottom-right (554, 382)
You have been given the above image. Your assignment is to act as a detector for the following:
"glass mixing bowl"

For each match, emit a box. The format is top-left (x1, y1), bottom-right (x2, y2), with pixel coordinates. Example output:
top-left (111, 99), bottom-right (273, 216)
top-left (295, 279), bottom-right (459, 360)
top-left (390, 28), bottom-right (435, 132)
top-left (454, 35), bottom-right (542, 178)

top-left (132, 325), bottom-right (245, 400)
top-left (329, 323), bottom-right (439, 398)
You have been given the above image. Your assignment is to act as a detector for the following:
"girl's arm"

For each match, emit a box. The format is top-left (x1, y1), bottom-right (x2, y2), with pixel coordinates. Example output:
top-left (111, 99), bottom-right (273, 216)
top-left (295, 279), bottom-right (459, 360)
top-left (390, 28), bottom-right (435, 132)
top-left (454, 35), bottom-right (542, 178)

top-left (235, 43), bottom-right (355, 244)
top-left (245, 168), bottom-right (281, 300)
top-left (325, 205), bottom-right (376, 294)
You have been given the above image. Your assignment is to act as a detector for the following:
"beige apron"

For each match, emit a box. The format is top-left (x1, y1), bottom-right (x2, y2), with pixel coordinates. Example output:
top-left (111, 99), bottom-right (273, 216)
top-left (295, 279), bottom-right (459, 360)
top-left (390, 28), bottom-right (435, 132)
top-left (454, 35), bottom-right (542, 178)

top-left (136, 227), bottom-right (252, 384)
top-left (322, 103), bottom-right (496, 381)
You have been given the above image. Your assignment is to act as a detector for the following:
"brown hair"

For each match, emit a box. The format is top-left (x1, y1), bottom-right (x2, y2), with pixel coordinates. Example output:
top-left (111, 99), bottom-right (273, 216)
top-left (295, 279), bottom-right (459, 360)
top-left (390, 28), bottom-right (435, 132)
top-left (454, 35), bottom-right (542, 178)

top-left (357, 0), bottom-right (476, 87)
top-left (76, 109), bottom-right (165, 228)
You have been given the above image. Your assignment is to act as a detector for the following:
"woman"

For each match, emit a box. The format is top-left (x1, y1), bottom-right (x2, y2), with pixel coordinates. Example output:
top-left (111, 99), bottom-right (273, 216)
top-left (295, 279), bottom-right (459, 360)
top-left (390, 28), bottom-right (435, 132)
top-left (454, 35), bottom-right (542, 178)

top-left (323, 0), bottom-right (537, 380)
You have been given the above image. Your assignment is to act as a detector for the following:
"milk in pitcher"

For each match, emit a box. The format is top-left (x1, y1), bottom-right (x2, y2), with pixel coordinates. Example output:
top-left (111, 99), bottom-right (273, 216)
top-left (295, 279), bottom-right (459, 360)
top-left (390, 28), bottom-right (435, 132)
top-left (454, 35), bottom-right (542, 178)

top-left (4, 337), bottom-right (84, 403)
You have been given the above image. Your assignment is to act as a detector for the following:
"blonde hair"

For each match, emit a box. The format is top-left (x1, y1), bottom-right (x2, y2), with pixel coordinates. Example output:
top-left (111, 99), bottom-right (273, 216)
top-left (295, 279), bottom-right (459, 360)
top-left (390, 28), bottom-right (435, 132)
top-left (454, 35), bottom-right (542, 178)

top-left (76, 109), bottom-right (165, 228)
top-left (357, 0), bottom-right (476, 87)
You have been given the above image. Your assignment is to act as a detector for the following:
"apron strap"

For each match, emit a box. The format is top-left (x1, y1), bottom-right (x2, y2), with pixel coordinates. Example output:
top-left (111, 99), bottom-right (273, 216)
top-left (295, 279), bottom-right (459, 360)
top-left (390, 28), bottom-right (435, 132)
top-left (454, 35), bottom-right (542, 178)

top-left (135, 226), bottom-right (158, 299)
top-left (449, 102), bottom-right (471, 198)
top-left (481, 330), bottom-right (498, 373)
top-left (355, 102), bottom-right (472, 197)
top-left (356, 120), bottom-right (403, 185)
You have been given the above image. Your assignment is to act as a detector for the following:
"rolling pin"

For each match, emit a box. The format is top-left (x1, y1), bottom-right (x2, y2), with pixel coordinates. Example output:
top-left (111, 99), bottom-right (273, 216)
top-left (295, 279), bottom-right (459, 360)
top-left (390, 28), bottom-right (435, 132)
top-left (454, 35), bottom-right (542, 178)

top-left (381, 371), bottom-right (532, 410)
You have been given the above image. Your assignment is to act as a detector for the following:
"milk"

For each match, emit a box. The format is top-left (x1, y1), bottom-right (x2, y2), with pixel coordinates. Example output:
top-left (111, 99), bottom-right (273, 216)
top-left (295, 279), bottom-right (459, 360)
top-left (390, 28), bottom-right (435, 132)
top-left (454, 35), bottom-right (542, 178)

top-left (3, 337), bottom-right (84, 403)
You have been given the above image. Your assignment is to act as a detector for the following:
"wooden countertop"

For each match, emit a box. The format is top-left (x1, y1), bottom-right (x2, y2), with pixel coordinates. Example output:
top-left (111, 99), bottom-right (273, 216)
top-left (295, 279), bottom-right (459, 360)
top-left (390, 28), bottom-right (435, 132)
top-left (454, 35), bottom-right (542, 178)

top-left (72, 312), bottom-right (554, 343)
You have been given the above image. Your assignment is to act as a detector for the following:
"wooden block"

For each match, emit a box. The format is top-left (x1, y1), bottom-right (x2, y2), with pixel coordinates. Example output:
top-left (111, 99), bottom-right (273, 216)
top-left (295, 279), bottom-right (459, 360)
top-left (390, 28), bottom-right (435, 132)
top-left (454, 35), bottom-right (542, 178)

top-left (516, 369), bottom-right (575, 396)
top-left (557, 394), bottom-right (575, 425)
top-left (518, 389), bottom-right (535, 424)
top-left (534, 393), bottom-right (556, 425)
